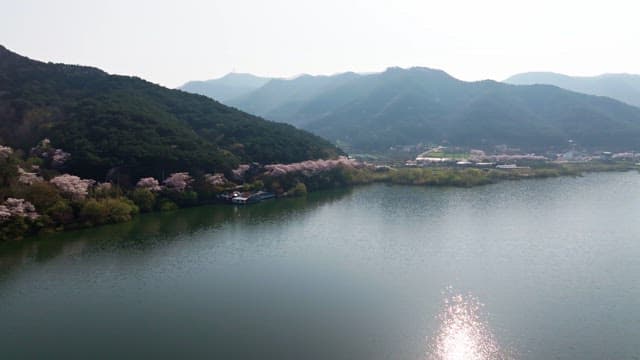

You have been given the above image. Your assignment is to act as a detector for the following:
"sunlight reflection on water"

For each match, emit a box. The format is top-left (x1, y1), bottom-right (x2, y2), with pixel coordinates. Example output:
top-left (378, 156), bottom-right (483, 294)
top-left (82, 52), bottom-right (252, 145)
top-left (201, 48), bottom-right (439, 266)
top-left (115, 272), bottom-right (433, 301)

top-left (426, 291), bottom-right (512, 360)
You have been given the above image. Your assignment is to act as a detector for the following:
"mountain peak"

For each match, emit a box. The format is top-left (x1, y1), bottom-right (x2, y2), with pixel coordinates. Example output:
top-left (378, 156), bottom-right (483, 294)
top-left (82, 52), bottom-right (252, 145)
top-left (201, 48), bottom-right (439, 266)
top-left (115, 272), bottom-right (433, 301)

top-left (221, 72), bottom-right (266, 80)
top-left (382, 66), bottom-right (456, 80)
top-left (180, 72), bottom-right (272, 101)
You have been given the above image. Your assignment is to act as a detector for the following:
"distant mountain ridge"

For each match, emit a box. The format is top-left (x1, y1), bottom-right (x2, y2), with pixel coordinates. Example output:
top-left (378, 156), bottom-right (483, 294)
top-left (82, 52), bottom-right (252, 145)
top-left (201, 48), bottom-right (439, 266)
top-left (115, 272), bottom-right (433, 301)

top-left (505, 72), bottom-right (640, 108)
top-left (179, 73), bottom-right (272, 102)
top-left (0, 45), bottom-right (341, 180)
top-left (228, 72), bottom-right (362, 127)
top-left (198, 67), bottom-right (640, 152)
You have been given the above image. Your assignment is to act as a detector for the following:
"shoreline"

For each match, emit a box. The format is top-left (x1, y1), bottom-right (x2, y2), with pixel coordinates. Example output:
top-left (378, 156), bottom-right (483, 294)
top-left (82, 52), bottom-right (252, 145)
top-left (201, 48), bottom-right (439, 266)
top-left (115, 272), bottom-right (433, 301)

top-left (3, 161), bottom-right (637, 244)
top-left (343, 161), bottom-right (639, 188)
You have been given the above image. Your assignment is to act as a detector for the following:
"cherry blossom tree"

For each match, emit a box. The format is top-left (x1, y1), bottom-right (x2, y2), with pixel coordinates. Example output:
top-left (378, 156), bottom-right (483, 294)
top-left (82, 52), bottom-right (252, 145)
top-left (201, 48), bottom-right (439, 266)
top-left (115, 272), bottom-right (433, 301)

top-left (264, 157), bottom-right (359, 177)
top-left (163, 172), bottom-right (192, 192)
top-left (17, 167), bottom-right (43, 185)
top-left (204, 173), bottom-right (227, 186)
top-left (232, 164), bottom-right (250, 178)
top-left (30, 138), bottom-right (70, 168)
top-left (136, 177), bottom-right (162, 192)
top-left (51, 149), bottom-right (71, 167)
top-left (50, 174), bottom-right (95, 201)
top-left (0, 198), bottom-right (40, 223)
top-left (0, 145), bottom-right (13, 160)
top-left (95, 182), bottom-right (112, 192)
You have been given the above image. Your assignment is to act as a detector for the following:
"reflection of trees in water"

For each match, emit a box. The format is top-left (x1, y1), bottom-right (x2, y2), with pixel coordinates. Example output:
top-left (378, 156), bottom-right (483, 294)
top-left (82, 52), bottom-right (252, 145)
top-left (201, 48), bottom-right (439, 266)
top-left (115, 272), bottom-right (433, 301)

top-left (0, 188), bottom-right (352, 279)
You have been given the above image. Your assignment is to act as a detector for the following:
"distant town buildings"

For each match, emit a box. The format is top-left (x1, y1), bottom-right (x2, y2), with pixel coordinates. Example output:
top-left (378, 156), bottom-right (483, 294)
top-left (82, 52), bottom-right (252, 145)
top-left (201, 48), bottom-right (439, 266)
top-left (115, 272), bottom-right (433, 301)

top-left (405, 146), bottom-right (639, 169)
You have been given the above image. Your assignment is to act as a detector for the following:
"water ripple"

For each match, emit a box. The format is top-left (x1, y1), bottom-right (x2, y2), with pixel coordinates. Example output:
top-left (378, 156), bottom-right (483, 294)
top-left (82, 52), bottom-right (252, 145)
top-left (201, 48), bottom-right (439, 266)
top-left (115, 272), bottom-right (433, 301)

top-left (426, 292), bottom-right (512, 360)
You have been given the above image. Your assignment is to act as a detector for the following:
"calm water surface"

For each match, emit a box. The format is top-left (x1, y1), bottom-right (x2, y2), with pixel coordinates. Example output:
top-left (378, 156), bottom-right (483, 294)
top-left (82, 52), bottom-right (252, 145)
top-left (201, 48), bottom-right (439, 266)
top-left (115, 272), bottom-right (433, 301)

top-left (1, 172), bottom-right (640, 359)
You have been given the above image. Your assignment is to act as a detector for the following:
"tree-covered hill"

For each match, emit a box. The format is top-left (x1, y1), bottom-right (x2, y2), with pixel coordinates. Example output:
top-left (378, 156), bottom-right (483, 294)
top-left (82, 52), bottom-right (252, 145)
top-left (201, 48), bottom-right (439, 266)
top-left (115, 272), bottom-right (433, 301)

top-left (221, 67), bottom-right (640, 152)
top-left (0, 45), bottom-right (341, 181)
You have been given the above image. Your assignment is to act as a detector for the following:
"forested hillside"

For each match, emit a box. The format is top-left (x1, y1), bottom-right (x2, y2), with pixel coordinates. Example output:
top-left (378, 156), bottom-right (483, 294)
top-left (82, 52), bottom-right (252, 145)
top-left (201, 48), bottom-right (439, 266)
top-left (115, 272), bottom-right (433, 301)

top-left (218, 67), bottom-right (640, 152)
top-left (0, 45), bottom-right (341, 181)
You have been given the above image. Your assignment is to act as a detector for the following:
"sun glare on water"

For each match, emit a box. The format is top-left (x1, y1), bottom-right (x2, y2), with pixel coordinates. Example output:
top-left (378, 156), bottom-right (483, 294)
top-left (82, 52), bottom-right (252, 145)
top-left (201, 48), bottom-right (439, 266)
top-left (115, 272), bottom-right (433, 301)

top-left (426, 293), bottom-right (511, 360)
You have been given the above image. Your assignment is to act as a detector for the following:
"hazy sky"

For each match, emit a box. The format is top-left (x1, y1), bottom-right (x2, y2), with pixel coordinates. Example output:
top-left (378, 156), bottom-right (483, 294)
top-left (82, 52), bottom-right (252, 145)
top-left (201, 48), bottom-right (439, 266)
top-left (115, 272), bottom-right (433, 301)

top-left (2, 0), bottom-right (639, 87)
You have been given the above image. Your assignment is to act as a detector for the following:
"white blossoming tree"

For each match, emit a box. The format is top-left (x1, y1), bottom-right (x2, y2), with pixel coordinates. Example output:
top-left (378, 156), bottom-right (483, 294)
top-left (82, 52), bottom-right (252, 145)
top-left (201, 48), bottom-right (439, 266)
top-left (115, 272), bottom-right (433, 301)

top-left (50, 174), bottom-right (96, 201)
top-left (17, 167), bottom-right (43, 185)
top-left (136, 177), bottom-right (162, 192)
top-left (264, 157), bottom-right (358, 177)
top-left (204, 173), bottom-right (228, 187)
top-left (0, 198), bottom-right (40, 223)
top-left (0, 145), bottom-right (13, 160)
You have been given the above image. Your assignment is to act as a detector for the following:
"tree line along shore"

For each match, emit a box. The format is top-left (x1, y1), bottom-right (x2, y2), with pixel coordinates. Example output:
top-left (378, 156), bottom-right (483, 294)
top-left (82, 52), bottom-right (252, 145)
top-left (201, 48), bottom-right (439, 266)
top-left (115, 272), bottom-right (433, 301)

top-left (1, 139), bottom-right (637, 242)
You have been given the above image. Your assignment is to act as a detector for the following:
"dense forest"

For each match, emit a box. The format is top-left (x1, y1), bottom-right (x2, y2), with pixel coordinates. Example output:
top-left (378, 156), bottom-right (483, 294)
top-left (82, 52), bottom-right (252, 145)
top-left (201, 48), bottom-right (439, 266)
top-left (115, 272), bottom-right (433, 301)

top-left (0, 45), bottom-right (342, 182)
top-left (0, 137), bottom-right (360, 241)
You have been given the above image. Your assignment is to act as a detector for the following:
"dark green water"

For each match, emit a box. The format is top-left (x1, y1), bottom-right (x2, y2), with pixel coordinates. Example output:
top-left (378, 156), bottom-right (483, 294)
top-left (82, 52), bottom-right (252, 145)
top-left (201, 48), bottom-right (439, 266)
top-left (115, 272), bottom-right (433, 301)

top-left (1, 172), bottom-right (640, 359)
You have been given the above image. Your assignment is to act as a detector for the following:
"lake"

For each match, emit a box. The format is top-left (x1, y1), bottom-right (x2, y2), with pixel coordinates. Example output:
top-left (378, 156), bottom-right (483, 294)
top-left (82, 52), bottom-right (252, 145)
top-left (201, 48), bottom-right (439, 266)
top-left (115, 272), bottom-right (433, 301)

top-left (1, 172), bottom-right (640, 359)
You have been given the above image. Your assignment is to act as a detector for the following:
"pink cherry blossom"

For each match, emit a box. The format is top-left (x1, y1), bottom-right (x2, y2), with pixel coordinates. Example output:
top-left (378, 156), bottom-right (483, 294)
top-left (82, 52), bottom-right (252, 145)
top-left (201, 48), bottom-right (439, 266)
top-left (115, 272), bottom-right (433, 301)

top-left (264, 157), bottom-right (359, 177)
top-left (0, 198), bottom-right (40, 223)
top-left (17, 167), bottom-right (43, 185)
top-left (30, 138), bottom-right (70, 167)
top-left (232, 164), bottom-right (250, 178)
top-left (50, 174), bottom-right (95, 201)
top-left (163, 172), bottom-right (192, 192)
top-left (51, 149), bottom-right (71, 167)
top-left (205, 173), bottom-right (228, 186)
top-left (136, 177), bottom-right (162, 192)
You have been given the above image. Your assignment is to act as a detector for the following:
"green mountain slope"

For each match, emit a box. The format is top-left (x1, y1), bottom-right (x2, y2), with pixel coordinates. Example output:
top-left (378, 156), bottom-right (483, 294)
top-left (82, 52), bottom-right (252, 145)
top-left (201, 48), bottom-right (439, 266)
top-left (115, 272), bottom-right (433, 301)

top-left (227, 72), bottom-right (362, 127)
top-left (0, 45), bottom-right (341, 180)
top-left (505, 72), bottom-right (640, 108)
top-left (227, 67), bottom-right (640, 152)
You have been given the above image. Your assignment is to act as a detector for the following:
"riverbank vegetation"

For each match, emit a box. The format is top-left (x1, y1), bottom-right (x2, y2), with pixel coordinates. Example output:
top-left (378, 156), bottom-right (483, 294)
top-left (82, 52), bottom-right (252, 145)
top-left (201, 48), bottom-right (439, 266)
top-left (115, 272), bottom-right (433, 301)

top-left (343, 162), bottom-right (638, 187)
top-left (1, 140), bottom-right (637, 242)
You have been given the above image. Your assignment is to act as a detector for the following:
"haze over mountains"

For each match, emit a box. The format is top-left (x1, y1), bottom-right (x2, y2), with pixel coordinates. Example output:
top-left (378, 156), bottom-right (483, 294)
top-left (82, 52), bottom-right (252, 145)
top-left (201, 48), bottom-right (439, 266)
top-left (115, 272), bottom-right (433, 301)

top-left (505, 72), bottom-right (640, 108)
top-left (0, 45), bottom-right (341, 180)
top-left (180, 73), bottom-right (272, 103)
top-left (5, 39), bottom-right (640, 172)
top-left (183, 67), bottom-right (640, 153)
